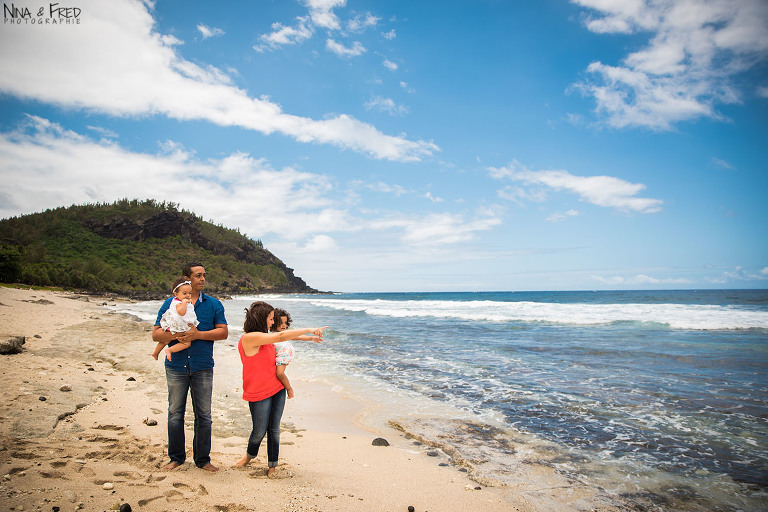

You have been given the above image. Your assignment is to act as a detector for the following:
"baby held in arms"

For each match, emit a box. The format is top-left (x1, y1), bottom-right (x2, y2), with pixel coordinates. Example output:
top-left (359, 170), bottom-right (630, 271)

top-left (272, 308), bottom-right (321, 398)
top-left (151, 277), bottom-right (199, 361)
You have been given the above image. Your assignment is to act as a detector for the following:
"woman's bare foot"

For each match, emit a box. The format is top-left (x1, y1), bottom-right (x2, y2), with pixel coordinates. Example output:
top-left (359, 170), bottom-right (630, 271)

top-left (234, 455), bottom-right (252, 467)
top-left (267, 467), bottom-right (276, 478)
top-left (286, 386), bottom-right (295, 399)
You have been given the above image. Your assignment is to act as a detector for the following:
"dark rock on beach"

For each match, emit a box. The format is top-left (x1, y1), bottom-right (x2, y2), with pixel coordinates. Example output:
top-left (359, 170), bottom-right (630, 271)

top-left (119, 503), bottom-right (133, 512)
top-left (371, 437), bottom-right (390, 446)
top-left (0, 335), bottom-right (25, 354)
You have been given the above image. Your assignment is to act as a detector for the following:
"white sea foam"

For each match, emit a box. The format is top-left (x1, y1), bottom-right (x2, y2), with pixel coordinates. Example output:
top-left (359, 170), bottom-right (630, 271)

top-left (273, 297), bottom-right (768, 330)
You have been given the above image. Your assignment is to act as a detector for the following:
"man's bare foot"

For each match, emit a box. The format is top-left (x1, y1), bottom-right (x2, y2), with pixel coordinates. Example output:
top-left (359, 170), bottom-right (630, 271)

top-left (267, 467), bottom-right (276, 478)
top-left (234, 455), bottom-right (252, 467)
top-left (200, 463), bottom-right (219, 473)
top-left (162, 461), bottom-right (181, 470)
top-left (286, 387), bottom-right (295, 399)
top-left (164, 347), bottom-right (173, 361)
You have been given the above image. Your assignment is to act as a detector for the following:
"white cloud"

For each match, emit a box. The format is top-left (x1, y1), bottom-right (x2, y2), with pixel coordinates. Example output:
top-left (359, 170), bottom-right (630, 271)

top-left (364, 96), bottom-right (409, 116)
top-left (305, 0), bottom-right (345, 30)
top-left (711, 157), bottom-right (735, 170)
top-left (719, 266), bottom-right (768, 282)
top-left (0, 0), bottom-right (436, 162)
top-left (326, 38), bottom-right (366, 57)
top-left (546, 209), bottom-right (580, 222)
top-left (364, 181), bottom-right (408, 197)
top-left (490, 160), bottom-right (663, 213)
top-left (0, 115), bottom-right (346, 240)
top-left (347, 13), bottom-right (379, 32)
top-left (86, 125), bottom-right (119, 139)
top-left (197, 24), bottom-right (224, 39)
top-left (371, 210), bottom-right (502, 246)
top-left (383, 58), bottom-right (398, 71)
top-left (757, 86), bottom-right (768, 98)
top-left (573, 0), bottom-right (768, 130)
top-left (497, 186), bottom-right (548, 206)
top-left (301, 235), bottom-right (339, 252)
top-left (383, 29), bottom-right (397, 40)
top-left (592, 274), bottom-right (691, 285)
top-left (424, 192), bottom-right (444, 203)
top-left (254, 17), bottom-right (314, 51)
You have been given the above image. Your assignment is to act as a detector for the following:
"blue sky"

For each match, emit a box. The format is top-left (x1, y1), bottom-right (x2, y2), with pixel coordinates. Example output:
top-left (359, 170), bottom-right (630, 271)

top-left (1, 0), bottom-right (766, 292)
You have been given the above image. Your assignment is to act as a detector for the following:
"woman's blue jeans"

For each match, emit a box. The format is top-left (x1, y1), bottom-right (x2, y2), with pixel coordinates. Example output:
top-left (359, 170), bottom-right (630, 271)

top-left (165, 367), bottom-right (213, 468)
top-left (246, 388), bottom-right (286, 467)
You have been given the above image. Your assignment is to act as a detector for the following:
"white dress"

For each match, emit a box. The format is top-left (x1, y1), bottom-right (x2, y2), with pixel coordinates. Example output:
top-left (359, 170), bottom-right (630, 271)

top-left (159, 298), bottom-right (199, 333)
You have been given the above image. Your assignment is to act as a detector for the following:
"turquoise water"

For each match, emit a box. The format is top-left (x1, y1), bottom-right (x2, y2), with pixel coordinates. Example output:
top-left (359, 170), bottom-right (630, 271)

top-left (116, 289), bottom-right (768, 511)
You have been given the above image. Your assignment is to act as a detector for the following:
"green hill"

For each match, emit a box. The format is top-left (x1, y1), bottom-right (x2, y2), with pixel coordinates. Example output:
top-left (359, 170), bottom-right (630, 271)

top-left (0, 199), bottom-right (320, 297)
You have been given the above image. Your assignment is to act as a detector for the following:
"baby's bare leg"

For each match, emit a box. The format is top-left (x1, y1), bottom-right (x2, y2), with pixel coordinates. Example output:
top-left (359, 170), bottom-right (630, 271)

top-left (151, 342), bottom-right (164, 360)
top-left (276, 365), bottom-right (294, 399)
top-left (165, 340), bottom-right (190, 361)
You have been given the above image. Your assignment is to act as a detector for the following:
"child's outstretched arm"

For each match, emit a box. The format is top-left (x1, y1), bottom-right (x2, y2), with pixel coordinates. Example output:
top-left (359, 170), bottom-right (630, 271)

top-left (240, 327), bottom-right (327, 356)
top-left (295, 334), bottom-right (322, 343)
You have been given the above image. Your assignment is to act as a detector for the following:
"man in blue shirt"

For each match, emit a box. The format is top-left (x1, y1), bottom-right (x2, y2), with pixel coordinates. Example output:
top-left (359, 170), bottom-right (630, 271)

top-left (152, 263), bottom-right (228, 472)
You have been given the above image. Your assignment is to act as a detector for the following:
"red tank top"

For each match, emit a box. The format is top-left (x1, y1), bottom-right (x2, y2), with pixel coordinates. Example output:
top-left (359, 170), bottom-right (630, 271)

top-left (238, 335), bottom-right (284, 402)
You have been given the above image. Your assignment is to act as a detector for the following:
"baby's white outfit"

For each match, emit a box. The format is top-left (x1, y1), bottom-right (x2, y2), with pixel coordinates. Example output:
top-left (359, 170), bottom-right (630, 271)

top-left (159, 298), bottom-right (199, 333)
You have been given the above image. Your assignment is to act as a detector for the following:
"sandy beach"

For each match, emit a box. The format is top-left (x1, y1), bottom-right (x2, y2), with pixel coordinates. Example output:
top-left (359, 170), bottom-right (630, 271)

top-left (0, 286), bottom-right (615, 512)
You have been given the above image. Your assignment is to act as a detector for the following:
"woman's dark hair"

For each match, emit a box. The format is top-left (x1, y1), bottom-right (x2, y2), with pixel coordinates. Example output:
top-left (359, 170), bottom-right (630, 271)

top-left (273, 308), bottom-right (292, 328)
top-left (243, 301), bottom-right (274, 333)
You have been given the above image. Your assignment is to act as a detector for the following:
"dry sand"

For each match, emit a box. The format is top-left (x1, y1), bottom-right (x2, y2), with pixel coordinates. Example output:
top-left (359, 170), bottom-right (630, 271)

top-left (0, 286), bottom-right (607, 512)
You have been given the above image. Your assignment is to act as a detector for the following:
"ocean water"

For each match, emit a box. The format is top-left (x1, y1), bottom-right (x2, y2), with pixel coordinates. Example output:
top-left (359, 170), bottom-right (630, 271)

top-left (113, 290), bottom-right (768, 511)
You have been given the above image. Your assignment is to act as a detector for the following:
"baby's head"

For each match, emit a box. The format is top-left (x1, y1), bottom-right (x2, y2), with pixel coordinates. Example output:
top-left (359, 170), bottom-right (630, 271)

top-left (171, 277), bottom-right (192, 301)
top-left (273, 308), bottom-right (292, 332)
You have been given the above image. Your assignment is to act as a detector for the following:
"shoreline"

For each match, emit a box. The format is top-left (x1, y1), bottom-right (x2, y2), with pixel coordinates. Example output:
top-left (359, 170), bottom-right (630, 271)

top-left (0, 286), bottom-right (536, 512)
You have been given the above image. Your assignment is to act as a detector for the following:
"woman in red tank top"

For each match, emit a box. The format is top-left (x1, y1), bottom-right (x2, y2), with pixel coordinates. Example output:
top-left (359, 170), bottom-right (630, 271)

top-left (233, 301), bottom-right (327, 477)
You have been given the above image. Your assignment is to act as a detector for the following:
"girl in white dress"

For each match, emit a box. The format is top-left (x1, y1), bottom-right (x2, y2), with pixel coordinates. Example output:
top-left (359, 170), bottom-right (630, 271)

top-left (151, 278), bottom-right (199, 361)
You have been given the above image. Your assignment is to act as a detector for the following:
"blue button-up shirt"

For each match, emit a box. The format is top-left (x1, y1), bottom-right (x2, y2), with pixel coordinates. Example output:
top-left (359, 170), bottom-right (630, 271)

top-left (155, 292), bottom-right (227, 373)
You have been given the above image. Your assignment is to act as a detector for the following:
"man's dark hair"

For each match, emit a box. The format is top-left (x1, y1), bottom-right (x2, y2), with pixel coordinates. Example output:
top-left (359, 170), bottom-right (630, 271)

top-left (243, 301), bottom-right (274, 333)
top-left (183, 263), bottom-right (205, 278)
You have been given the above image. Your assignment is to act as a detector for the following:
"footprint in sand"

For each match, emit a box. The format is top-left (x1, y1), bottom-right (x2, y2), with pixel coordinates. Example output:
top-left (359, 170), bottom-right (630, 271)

top-left (39, 470), bottom-right (67, 479)
top-left (10, 450), bottom-right (37, 460)
top-left (137, 495), bottom-right (163, 507)
top-left (164, 489), bottom-right (185, 503)
top-left (50, 461), bottom-right (68, 468)
top-left (94, 424), bottom-right (125, 431)
top-left (113, 470), bottom-right (143, 480)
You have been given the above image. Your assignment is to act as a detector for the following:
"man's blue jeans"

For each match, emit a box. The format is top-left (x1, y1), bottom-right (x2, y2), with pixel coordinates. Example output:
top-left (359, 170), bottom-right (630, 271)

top-left (246, 388), bottom-right (286, 467)
top-left (165, 367), bottom-right (213, 468)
